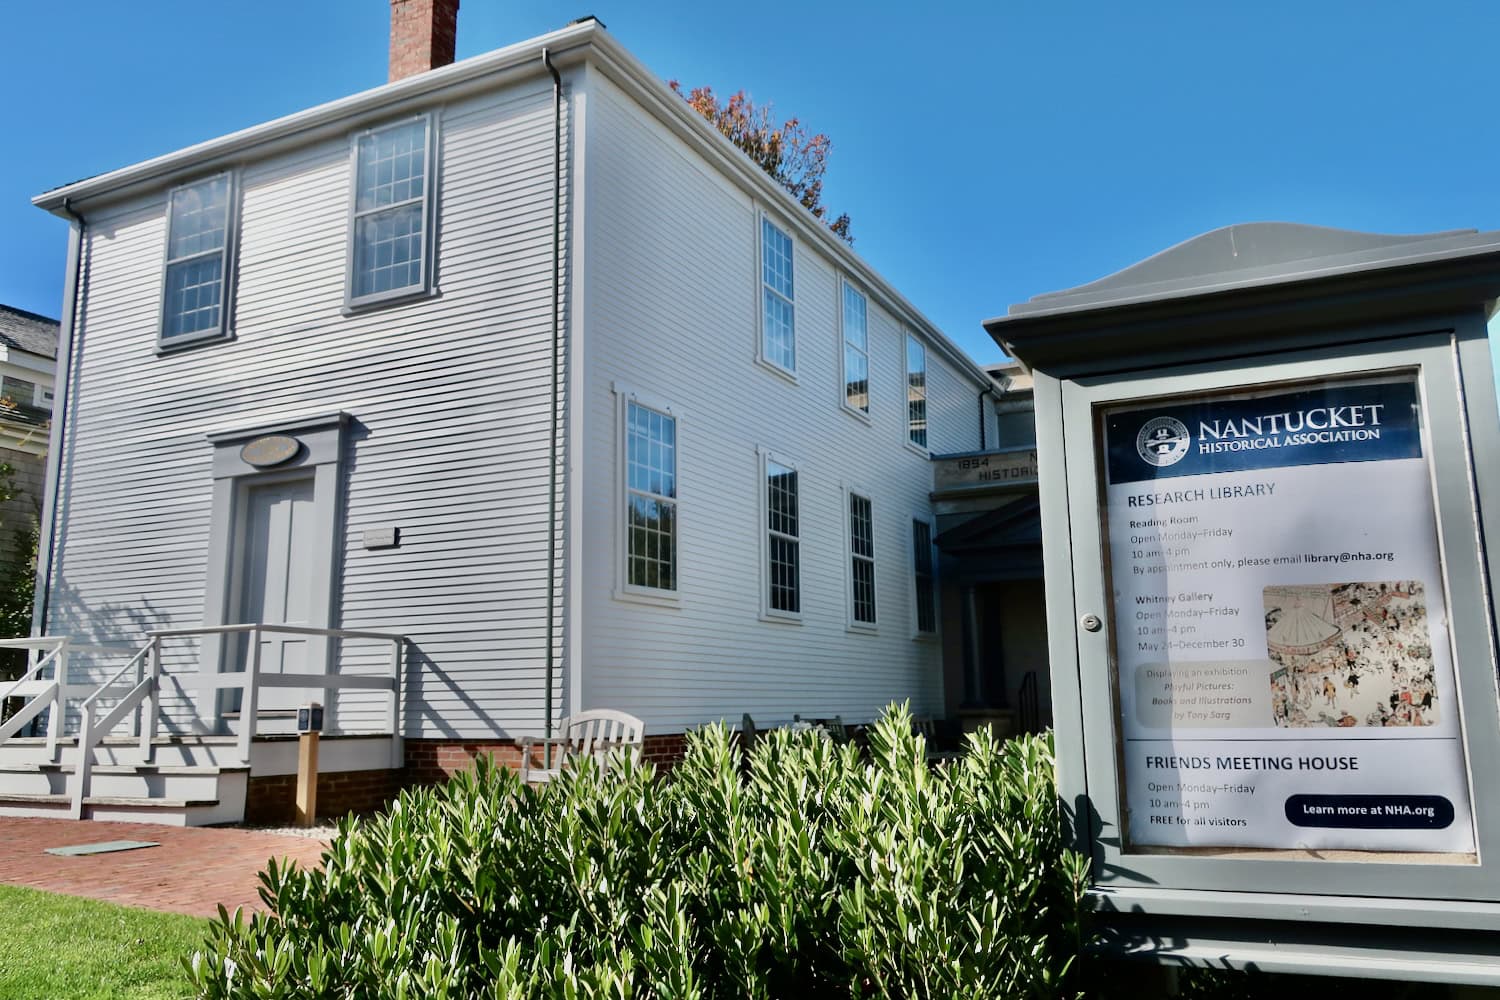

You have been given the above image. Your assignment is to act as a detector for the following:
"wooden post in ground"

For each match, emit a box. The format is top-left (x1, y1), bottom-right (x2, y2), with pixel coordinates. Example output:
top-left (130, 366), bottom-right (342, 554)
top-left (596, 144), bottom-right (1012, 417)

top-left (295, 730), bottom-right (319, 827)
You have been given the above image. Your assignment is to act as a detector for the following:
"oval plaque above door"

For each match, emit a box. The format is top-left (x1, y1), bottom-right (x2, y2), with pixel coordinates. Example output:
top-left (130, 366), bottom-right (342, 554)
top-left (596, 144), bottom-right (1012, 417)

top-left (240, 434), bottom-right (301, 468)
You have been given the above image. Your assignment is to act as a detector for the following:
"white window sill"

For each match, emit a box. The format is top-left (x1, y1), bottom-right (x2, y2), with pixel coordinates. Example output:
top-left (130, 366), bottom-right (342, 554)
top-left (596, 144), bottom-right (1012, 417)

top-left (754, 356), bottom-right (799, 386)
top-left (613, 586), bottom-right (681, 609)
top-left (846, 622), bottom-right (878, 635)
top-left (840, 403), bottom-right (872, 426)
top-left (157, 329), bottom-right (236, 356)
top-left (342, 284), bottom-right (441, 316)
top-left (759, 609), bottom-right (803, 625)
top-left (911, 630), bottom-right (939, 642)
top-left (904, 440), bottom-right (931, 460)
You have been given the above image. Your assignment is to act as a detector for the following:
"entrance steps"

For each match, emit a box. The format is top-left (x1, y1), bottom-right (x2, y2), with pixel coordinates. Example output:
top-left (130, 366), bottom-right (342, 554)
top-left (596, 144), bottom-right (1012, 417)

top-left (0, 734), bottom-right (397, 826)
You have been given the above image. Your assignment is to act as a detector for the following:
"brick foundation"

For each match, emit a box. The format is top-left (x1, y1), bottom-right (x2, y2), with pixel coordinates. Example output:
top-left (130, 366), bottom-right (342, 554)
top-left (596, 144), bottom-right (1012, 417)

top-left (243, 734), bottom-right (694, 822)
top-left (245, 767), bottom-right (401, 825)
top-left (402, 739), bottom-right (525, 788)
top-left (405, 733), bottom-right (691, 779)
top-left (639, 733), bottom-right (689, 773)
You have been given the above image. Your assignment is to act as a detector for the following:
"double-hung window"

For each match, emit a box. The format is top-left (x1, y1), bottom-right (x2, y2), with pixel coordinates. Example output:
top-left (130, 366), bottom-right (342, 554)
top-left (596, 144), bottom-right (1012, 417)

top-left (348, 115), bottom-right (435, 306)
top-left (764, 454), bottom-right (800, 617)
top-left (906, 335), bottom-right (928, 449)
top-left (912, 518), bottom-right (937, 634)
top-left (761, 217), bottom-right (796, 372)
top-left (842, 282), bottom-right (869, 414)
top-left (848, 490), bottom-right (876, 627)
top-left (161, 174), bottom-right (233, 346)
top-left (625, 401), bottom-right (678, 592)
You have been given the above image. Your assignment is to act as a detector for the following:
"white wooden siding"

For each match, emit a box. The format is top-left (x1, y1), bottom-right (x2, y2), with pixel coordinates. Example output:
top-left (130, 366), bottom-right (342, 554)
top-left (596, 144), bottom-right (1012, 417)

top-left (48, 79), bottom-right (572, 739)
top-left (575, 76), bottom-right (983, 733)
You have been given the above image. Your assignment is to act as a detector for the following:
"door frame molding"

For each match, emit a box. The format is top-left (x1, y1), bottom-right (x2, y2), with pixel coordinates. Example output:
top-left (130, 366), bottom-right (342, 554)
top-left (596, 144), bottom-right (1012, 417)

top-left (197, 412), bottom-right (349, 731)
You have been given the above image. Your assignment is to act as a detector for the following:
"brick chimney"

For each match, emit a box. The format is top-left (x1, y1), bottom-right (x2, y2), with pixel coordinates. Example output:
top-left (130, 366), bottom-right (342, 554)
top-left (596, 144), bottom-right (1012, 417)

top-left (389, 0), bottom-right (460, 82)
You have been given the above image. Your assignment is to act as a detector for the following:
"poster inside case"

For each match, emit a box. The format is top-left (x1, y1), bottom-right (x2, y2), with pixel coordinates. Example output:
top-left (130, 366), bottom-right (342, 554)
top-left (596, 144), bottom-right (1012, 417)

top-left (1101, 372), bottom-right (1475, 853)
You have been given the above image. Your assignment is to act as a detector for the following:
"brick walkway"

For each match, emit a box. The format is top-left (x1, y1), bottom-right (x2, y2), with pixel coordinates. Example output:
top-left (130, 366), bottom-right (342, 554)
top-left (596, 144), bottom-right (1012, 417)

top-left (0, 817), bottom-right (329, 917)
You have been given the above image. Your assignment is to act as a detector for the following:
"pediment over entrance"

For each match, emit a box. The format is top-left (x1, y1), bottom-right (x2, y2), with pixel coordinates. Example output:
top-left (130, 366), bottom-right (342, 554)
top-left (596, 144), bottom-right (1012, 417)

top-left (935, 495), bottom-right (1041, 554)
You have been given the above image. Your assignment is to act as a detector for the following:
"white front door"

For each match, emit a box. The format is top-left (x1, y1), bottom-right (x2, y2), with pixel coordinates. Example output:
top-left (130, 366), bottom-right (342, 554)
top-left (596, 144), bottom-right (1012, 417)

top-left (236, 478), bottom-right (317, 712)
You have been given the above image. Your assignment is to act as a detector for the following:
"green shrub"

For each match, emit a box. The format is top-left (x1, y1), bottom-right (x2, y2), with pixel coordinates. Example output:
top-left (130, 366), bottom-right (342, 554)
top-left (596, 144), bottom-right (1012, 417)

top-left (186, 705), bottom-right (1091, 998)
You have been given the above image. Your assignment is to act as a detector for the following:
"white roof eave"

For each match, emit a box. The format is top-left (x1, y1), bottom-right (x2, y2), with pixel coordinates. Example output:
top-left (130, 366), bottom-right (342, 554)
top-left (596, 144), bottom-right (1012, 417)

top-left (33, 20), bottom-right (992, 389)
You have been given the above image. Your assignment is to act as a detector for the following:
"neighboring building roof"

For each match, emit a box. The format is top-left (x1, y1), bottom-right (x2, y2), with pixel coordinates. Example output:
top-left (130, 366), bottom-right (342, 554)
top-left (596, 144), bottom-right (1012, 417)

top-left (0, 304), bottom-right (60, 360)
top-left (32, 20), bottom-right (994, 389)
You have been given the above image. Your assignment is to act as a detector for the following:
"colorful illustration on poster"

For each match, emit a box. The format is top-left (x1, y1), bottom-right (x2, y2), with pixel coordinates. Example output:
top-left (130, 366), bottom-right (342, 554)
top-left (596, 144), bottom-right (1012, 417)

top-left (1266, 580), bottom-right (1436, 729)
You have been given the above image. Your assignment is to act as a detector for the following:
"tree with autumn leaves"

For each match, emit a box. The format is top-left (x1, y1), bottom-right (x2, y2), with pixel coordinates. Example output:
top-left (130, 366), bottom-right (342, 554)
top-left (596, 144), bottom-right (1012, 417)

top-left (670, 82), bottom-right (853, 245)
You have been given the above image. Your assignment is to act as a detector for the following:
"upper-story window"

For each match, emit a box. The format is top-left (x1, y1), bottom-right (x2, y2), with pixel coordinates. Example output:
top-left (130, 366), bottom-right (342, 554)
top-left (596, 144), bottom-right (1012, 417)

top-left (348, 116), bottom-right (435, 307)
top-left (625, 400), bottom-right (678, 593)
top-left (842, 282), bottom-right (869, 414)
top-left (906, 335), bottom-right (928, 449)
top-left (161, 174), bottom-right (233, 347)
top-left (760, 217), bottom-right (796, 372)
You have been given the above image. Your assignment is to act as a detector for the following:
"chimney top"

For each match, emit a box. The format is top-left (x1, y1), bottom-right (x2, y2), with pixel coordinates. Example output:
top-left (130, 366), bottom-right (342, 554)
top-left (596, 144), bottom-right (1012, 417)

top-left (389, 0), bottom-right (461, 83)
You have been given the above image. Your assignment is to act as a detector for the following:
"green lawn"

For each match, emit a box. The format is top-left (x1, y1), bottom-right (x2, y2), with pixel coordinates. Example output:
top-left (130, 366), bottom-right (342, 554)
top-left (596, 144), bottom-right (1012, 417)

top-left (0, 884), bottom-right (208, 1000)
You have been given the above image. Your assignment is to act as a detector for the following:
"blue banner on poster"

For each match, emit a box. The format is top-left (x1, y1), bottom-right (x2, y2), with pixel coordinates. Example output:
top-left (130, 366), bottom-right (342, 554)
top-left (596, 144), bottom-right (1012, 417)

top-left (1104, 380), bottom-right (1422, 485)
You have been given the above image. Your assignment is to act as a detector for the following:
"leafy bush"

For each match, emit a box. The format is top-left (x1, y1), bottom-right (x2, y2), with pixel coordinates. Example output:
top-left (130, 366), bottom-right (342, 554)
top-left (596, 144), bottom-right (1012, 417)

top-left (186, 706), bottom-right (1091, 998)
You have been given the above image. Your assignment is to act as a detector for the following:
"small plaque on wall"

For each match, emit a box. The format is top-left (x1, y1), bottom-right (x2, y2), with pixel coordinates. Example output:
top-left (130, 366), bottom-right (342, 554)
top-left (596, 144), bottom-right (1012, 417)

top-left (240, 435), bottom-right (300, 468)
top-left (363, 527), bottom-right (401, 550)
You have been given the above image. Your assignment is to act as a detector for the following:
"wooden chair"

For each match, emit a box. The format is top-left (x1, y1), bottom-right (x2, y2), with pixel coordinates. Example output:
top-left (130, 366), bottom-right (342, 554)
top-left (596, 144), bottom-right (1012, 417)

top-left (518, 709), bottom-right (645, 784)
top-left (793, 714), bottom-right (848, 743)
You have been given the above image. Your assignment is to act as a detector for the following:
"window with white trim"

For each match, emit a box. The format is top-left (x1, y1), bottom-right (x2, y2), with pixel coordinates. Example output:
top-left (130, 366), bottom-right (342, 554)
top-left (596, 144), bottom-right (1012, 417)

top-left (761, 217), bottom-right (796, 371)
top-left (161, 174), bottom-right (233, 345)
top-left (842, 282), bottom-right (869, 413)
top-left (765, 458), bottom-right (800, 615)
top-left (848, 491), bottom-right (876, 626)
top-left (625, 401), bottom-right (677, 592)
top-left (906, 335), bottom-right (928, 449)
top-left (912, 518), bottom-right (937, 634)
top-left (349, 116), bottom-right (434, 305)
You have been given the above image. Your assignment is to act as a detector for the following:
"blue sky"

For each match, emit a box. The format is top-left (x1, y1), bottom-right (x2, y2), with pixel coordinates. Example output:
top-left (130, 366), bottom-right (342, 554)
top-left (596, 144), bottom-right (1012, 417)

top-left (4, 1), bottom-right (1500, 370)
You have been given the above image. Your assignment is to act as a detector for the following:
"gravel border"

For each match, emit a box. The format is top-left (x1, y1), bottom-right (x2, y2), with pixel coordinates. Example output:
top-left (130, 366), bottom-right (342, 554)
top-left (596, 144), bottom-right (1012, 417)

top-left (234, 823), bottom-right (340, 840)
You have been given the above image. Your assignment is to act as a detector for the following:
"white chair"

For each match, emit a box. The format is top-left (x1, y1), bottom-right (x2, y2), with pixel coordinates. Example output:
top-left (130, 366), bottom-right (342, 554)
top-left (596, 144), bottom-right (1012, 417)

top-left (518, 709), bottom-right (645, 783)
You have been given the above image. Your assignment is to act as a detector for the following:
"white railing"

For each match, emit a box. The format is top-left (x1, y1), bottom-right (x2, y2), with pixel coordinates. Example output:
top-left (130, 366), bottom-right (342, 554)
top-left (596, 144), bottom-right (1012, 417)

top-left (148, 623), bottom-right (406, 765)
top-left (0, 637), bottom-right (133, 764)
top-left (0, 627), bottom-right (405, 820)
top-left (71, 638), bottom-right (159, 818)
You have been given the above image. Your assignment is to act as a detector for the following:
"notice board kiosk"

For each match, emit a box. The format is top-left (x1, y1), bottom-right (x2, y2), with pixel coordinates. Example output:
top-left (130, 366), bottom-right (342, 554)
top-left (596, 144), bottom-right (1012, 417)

top-left (985, 224), bottom-right (1500, 982)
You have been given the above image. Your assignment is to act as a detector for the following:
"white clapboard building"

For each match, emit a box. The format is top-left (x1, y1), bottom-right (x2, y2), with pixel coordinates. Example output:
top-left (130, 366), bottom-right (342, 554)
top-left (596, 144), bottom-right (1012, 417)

top-left (0, 10), bottom-right (1040, 824)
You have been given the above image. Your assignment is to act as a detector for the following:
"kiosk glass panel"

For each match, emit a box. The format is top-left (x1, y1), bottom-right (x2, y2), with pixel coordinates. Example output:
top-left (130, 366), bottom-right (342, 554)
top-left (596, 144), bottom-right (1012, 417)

top-left (1099, 372), bottom-right (1475, 855)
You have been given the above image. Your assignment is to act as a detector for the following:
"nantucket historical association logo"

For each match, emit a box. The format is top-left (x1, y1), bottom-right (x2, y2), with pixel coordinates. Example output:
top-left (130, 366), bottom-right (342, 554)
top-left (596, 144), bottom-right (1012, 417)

top-left (1136, 416), bottom-right (1191, 467)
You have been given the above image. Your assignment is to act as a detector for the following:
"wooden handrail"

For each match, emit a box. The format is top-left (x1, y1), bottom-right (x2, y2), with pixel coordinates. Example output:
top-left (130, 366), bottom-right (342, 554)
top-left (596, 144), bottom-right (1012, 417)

top-left (2, 629), bottom-right (408, 818)
top-left (0, 638), bottom-right (130, 656)
top-left (0, 645), bottom-right (60, 704)
top-left (149, 623), bottom-right (405, 642)
top-left (0, 680), bottom-right (58, 743)
top-left (71, 675), bottom-right (154, 819)
top-left (190, 673), bottom-right (396, 691)
top-left (78, 646), bottom-right (152, 711)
